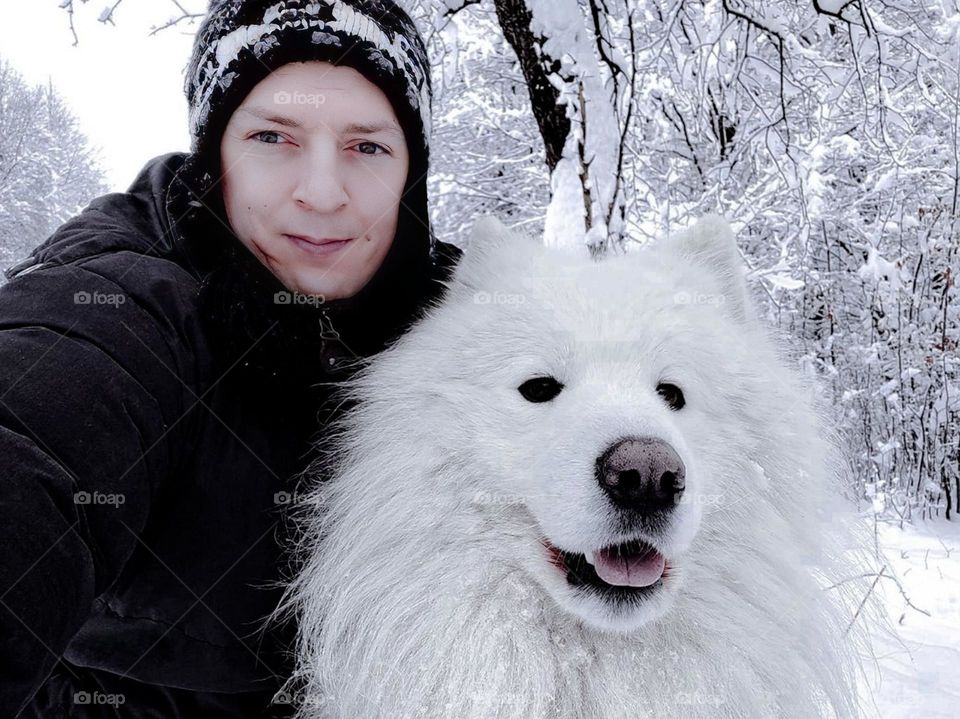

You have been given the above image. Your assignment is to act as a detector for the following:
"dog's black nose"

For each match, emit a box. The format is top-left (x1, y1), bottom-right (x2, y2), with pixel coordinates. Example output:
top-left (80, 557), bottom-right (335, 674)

top-left (596, 437), bottom-right (685, 513)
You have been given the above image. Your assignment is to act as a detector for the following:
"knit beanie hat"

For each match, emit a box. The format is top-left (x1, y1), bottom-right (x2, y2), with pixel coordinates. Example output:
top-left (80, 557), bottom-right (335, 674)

top-left (184, 0), bottom-right (432, 180)
top-left (168, 0), bottom-right (447, 387)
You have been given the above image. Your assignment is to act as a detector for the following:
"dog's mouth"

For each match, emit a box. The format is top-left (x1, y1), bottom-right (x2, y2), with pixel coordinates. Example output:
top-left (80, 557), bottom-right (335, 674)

top-left (543, 537), bottom-right (670, 597)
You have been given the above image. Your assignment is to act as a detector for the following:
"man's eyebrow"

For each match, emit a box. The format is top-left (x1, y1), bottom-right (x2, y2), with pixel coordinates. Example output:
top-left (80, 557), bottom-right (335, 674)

top-left (240, 107), bottom-right (303, 128)
top-left (341, 122), bottom-right (404, 136)
top-left (239, 107), bottom-right (403, 136)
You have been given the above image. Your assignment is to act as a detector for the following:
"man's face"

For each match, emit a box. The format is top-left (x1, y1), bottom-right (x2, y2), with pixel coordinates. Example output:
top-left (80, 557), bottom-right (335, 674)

top-left (219, 61), bottom-right (410, 299)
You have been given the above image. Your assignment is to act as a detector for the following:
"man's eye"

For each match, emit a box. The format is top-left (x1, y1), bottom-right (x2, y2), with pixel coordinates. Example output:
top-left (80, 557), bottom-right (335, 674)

top-left (355, 142), bottom-right (386, 155)
top-left (252, 131), bottom-right (285, 144)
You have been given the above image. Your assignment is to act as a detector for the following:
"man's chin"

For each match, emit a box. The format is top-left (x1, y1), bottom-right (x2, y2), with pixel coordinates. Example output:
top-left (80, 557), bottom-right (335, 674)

top-left (274, 263), bottom-right (345, 301)
top-left (285, 276), bottom-right (349, 302)
top-left (288, 265), bottom-right (381, 303)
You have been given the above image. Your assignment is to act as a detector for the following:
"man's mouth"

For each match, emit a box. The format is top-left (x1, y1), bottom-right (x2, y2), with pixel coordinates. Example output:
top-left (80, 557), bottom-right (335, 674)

top-left (284, 234), bottom-right (354, 255)
top-left (544, 537), bottom-right (670, 596)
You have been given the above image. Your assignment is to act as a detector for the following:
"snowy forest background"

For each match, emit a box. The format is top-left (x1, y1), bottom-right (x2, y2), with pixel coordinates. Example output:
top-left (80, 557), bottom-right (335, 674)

top-left (425, 0), bottom-right (960, 527)
top-left (1, 0), bottom-right (959, 714)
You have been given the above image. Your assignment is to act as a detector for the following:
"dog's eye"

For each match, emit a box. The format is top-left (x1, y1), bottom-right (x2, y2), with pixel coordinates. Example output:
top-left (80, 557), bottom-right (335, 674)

top-left (518, 376), bottom-right (564, 403)
top-left (656, 382), bottom-right (685, 411)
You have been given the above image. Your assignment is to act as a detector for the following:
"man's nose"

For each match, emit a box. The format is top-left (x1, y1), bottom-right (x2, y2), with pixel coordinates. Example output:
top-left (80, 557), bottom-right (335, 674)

top-left (291, 146), bottom-right (350, 213)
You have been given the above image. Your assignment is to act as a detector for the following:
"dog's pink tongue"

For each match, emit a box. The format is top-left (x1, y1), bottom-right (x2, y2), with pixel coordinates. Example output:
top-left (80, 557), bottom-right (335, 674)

top-left (590, 546), bottom-right (665, 587)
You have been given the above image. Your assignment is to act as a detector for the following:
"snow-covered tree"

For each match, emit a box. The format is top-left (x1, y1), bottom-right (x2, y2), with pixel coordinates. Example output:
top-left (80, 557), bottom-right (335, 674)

top-left (0, 58), bottom-right (107, 277)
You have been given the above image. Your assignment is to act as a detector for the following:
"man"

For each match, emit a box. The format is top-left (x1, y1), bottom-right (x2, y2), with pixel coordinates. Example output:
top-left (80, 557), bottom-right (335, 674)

top-left (0, 1), bottom-right (460, 716)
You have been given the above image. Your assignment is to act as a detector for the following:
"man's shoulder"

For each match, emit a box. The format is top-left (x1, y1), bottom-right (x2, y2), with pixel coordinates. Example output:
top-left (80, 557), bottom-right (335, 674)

top-left (0, 242), bottom-right (211, 395)
top-left (4, 153), bottom-right (193, 284)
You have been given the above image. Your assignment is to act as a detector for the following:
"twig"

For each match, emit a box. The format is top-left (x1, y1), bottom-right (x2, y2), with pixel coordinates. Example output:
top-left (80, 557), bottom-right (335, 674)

top-left (150, 0), bottom-right (205, 36)
top-left (61, 0), bottom-right (80, 47)
top-left (845, 565), bottom-right (886, 635)
top-left (98, 1), bottom-right (125, 26)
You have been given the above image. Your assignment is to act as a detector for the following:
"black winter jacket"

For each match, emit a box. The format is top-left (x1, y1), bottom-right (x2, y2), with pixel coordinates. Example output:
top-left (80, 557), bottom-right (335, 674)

top-left (0, 153), bottom-right (461, 718)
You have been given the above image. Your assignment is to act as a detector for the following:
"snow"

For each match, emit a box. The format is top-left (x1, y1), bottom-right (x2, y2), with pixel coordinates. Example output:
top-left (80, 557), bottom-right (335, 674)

top-left (764, 272), bottom-right (806, 290)
top-left (436, 12), bottom-right (460, 90)
top-left (525, 0), bottom-right (588, 61)
top-left (871, 15), bottom-right (911, 39)
top-left (865, 520), bottom-right (960, 718)
top-left (525, 0), bottom-right (625, 251)
top-left (544, 132), bottom-right (587, 250)
top-left (858, 247), bottom-right (904, 288)
top-left (817, 0), bottom-right (848, 12)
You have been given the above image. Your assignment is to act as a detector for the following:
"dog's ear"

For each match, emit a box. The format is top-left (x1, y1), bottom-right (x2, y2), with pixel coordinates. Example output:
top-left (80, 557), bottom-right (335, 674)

top-left (668, 215), bottom-right (754, 323)
top-left (451, 215), bottom-right (538, 290)
top-left (468, 215), bottom-right (512, 248)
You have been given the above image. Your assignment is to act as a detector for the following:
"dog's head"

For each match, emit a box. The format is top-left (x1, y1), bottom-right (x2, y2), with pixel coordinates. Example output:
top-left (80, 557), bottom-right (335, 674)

top-left (383, 215), bottom-right (814, 633)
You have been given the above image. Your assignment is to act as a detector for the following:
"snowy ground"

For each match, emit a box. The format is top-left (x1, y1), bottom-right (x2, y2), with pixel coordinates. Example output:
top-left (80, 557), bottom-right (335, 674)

top-left (862, 518), bottom-right (960, 718)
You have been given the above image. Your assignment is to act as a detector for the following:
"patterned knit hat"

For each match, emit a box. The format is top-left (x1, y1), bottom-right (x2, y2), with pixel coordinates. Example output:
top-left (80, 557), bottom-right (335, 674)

top-left (184, 0), bottom-right (432, 176)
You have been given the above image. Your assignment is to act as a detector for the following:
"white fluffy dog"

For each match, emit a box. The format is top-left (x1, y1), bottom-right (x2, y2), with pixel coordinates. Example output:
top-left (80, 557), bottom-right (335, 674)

top-left (276, 216), bottom-right (878, 719)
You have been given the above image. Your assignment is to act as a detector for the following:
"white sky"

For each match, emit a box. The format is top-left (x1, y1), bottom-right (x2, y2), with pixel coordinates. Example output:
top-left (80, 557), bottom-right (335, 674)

top-left (0, 0), bottom-right (204, 192)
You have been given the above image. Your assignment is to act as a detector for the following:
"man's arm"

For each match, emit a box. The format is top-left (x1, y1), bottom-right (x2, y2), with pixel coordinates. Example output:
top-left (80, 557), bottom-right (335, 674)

top-left (0, 257), bottom-right (201, 714)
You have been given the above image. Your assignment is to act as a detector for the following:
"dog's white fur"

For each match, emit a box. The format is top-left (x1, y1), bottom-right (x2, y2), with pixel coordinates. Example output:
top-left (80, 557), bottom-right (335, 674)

top-left (275, 216), bottom-right (879, 718)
